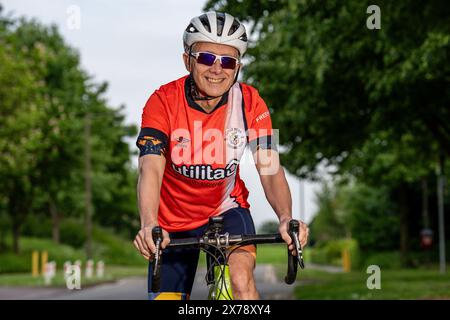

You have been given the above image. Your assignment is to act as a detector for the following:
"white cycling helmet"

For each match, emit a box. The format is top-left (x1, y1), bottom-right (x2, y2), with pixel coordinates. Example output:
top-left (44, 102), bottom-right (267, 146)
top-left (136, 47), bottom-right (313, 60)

top-left (183, 12), bottom-right (248, 57)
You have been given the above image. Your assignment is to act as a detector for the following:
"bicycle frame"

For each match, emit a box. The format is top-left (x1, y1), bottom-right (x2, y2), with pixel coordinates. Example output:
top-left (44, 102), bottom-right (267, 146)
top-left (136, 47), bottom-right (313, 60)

top-left (208, 264), bottom-right (233, 300)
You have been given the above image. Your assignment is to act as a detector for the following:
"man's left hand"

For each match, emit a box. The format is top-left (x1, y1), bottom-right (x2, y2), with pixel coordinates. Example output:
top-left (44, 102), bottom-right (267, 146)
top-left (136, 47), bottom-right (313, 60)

top-left (279, 218), bottom-right (309, 255)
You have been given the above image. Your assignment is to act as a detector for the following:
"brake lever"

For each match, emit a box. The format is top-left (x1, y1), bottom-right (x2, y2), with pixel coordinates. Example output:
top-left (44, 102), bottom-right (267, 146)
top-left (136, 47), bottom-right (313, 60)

top-left (292, 230), bottom-right (305, 269)
top-left (288, 220), bottom-right (305, 269)
top-left (152, 226), bottom-right (163, 277)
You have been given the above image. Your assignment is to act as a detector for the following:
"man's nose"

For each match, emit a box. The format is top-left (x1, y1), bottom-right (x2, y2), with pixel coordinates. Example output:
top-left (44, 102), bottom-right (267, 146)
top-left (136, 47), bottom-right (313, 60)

top-left (209, 59), bottom-right (223, 73)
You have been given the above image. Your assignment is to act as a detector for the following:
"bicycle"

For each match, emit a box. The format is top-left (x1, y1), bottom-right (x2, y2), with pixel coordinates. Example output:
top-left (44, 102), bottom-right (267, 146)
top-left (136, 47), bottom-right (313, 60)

top-left (150, 216), bottom-right (305, 300)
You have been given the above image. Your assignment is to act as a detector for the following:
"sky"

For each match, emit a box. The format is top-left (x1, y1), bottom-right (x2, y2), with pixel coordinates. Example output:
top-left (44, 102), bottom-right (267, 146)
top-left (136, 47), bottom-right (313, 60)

top-left (1, 0), bottom-right (321, 228)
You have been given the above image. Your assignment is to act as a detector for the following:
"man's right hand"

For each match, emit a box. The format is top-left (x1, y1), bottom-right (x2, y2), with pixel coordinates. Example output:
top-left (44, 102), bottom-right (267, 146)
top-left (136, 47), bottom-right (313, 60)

top-left (133, 225), bottom-right (171, 260)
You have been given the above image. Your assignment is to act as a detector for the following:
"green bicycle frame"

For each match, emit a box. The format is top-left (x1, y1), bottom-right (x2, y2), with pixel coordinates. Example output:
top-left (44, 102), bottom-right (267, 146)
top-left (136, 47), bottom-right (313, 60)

top-left (208, 264), bottom-right (234, 300)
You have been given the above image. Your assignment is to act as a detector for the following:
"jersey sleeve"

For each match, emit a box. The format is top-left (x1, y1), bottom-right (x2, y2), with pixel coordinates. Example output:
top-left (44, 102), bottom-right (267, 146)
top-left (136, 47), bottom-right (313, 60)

top-left (136, 90), bottom-right (170, 157)
top-left (247, 90), bottom-right (276, 153)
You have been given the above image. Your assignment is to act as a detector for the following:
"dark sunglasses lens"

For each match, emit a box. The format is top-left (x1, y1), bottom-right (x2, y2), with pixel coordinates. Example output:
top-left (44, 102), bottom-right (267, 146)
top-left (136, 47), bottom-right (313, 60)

top-left (220, 57), bottom-right (237, 69)
top-left (197, 52), bottom-right (216, 66)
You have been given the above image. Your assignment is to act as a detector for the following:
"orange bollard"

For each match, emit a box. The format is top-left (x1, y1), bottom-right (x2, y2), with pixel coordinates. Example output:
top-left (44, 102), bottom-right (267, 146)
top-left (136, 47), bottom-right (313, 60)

top-left (32, 251), bottom-right (39, 277)
top-left (41, 251), bottom-right (48, 275)
top-left (342, 249), bottom-right (351, 272)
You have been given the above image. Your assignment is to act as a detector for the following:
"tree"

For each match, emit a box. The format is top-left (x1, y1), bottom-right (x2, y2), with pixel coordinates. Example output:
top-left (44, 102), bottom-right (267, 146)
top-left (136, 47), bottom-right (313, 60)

top-left (258, 220), bottom-right (279, 234)
top-left (205, 0), bottom-right (450, 266)
top-left (0, 8), bottom-right (138, 254)
top-left (0, 15), bottom-right (45, 252)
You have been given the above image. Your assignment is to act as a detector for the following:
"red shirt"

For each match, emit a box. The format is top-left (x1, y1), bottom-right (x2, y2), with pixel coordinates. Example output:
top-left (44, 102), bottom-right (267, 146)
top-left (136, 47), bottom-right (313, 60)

top-left (139, 75), bottom-right (273, 232)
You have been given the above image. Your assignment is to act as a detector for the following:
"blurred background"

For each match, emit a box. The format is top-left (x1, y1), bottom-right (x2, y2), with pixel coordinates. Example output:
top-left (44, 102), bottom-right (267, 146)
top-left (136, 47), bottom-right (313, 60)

top-left (0, 0), bottom-right (449, 300)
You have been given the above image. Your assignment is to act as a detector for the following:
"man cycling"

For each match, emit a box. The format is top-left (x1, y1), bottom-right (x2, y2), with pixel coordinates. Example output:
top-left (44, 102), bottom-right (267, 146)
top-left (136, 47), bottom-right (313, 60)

top-left (134, 11), bottom-right (309, 300)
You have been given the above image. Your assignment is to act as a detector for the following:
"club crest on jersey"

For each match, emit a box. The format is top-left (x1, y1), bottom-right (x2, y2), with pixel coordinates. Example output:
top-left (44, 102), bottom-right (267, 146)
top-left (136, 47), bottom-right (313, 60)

top-left (225, 128), bottom-right (246, 149)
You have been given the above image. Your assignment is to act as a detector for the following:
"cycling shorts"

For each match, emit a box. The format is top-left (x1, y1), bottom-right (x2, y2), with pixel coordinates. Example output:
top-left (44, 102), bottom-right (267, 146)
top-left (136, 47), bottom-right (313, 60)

top-left (147, 207), bottom-right (256, 300)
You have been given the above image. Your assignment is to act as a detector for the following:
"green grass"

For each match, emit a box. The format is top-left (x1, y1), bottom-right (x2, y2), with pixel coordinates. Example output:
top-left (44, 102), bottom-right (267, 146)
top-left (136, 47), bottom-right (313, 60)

top-left (0, 265), bottom-right (147, 287)
top-left (293, 268), bottom-right (450, 300)
top-left (256, 244), bottom-right (288, 264)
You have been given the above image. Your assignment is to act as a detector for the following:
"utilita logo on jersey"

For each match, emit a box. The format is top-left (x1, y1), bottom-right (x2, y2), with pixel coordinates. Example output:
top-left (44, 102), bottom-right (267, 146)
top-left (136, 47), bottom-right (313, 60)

top-left (171, 159), bottom-right (239, 181)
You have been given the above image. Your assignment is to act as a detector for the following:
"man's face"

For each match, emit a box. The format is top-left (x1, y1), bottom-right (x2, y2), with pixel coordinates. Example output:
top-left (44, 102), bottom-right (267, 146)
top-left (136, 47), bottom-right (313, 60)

top-left (183, 42), bottom-right (240, 98)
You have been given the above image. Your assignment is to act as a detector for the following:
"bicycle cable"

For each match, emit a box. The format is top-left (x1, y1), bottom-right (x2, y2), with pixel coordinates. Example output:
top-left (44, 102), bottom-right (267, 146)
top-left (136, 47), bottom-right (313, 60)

top-left (200, 243), bottom-right (233, 300)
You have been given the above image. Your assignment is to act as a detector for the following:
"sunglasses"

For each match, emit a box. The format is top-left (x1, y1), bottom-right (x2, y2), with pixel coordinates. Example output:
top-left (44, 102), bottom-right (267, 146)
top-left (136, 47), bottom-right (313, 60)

top-left (189, 51), bottom-right (239, 70)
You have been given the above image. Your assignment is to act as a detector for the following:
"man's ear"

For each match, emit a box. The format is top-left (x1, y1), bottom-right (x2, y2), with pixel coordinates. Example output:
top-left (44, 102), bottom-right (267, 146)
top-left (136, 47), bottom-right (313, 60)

top-left (182, 53), bottom-right (191, 72)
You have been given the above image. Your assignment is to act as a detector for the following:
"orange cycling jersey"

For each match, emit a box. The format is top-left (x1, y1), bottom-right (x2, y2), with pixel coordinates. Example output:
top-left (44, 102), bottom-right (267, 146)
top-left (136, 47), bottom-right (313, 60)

top-left (137, 75), bottom-right (274, 232)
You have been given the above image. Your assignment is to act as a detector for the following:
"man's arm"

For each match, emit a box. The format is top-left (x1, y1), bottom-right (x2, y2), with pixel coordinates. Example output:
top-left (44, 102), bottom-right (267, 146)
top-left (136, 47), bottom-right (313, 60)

top-left (254, 149), bottom-right (309, 250)
top-left (137, 154), bottom-right (165, 227)
top-left (255, 149), bottom-right (292, 222)
top-left (133, 154), bottom-right (169, 260)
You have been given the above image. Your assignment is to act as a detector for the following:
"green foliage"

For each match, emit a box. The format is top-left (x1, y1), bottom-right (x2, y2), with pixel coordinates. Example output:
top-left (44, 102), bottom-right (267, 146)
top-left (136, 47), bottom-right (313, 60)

top-left (0, 223), bottom-right (146, 273)
top-left (339, 183), bottom-right (400, 251)
top-left (258, 220), bottom-right (279, 234)
top-left (0, 237), bottom-right (85, 273)
top-left (309, 183), bottom-right (347, 244)
top-left (205, 1), bottom-right (450, 177)
top-left (205, 1), bottom-right (450, 263)
top-left (362, 251), bottom-right (402, 270)
top-left (309, 238), bottom-right (361, 269)
top-left (21, 216), bottom-right (86, 248)
top-left (21, 215), bottom-right (52, 238)
top-left (0, 8), bottom-right (139, 253)
top-left (91, 225), bottom-right (146, 266)
top-left (60, 220), bottom-right (86, 248)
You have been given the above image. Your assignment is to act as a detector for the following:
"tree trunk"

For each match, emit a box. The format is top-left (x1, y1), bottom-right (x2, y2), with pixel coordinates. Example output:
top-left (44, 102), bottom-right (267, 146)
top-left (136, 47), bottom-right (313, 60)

top-left (398, 183), bottom-right (410, 267)
top-left (421, 177), bottom-right (430, 229)
top-left (84, 112), bottom-right (93, 259)
top-left (437, 151), bottom-right (446, 273)
top-left (8, 192), bottom-right (22, 254)
top-left (12, 217), bottom-right (20, 254)
top-left (49, 197), bottom-right (60, 244)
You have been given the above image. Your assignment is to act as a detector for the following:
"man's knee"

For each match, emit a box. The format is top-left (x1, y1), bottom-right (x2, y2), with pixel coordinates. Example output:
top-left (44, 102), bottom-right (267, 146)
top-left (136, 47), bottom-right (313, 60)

top-left (228, 250), bottom-right (258, 297)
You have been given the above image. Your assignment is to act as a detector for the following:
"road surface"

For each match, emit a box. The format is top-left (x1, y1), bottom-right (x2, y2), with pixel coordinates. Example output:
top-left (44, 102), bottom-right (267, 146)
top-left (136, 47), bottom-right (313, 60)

top-left (0, 264), bottom-right (300, 300)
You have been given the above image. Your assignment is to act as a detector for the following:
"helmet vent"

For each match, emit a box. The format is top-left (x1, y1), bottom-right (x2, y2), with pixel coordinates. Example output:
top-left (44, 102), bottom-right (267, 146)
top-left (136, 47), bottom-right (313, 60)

top-left (216, 12), bottom-right (226, 36)
top-left (228, 18), bottom-right (240, 36)
top-left (186, 23), bottom-right (198, 33)
top-left (199, 14), bottom-right (211, 33)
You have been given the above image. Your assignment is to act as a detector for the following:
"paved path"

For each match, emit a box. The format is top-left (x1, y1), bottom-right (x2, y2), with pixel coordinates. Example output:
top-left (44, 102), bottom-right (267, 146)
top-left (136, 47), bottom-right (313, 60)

top-left (0, 264), bottom-right (297, 300)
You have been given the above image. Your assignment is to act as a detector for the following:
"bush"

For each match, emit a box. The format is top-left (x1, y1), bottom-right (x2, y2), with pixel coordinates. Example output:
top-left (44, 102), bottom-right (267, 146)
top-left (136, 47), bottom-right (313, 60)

top-left (21, 215), bottom-right (52, 238)
top-left (0, 237), bottom-right (85, 273)
top-left (309, 238), bottom-right (361, 269)
top-left (22, 216), bottom-right (86, 248)
top-left (362, 251), bottom-right (402, 269)
top-left (0, 222), bottom-right (145, 274)
top-left (258, 220), bottom-right (279, 234)
top-left (91, 226), bottom-right (146, 266)
top-left (60, 219), bottom-right (86, 248)
top-left (0, 253), bottom-right (31, 273)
